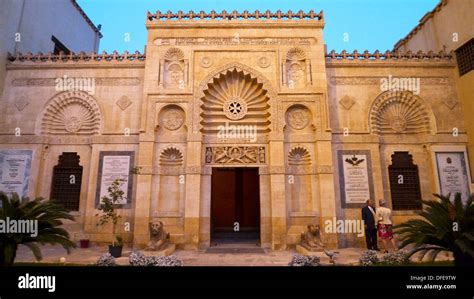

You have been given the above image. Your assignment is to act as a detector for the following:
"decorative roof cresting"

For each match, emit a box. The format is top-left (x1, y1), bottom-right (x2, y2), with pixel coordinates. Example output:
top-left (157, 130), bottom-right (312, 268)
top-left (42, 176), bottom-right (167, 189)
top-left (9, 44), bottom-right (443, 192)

top-left (147, 10), bottom-right (324, 21)
top-left (326, 50), bottom-right (453, 61)
top-left (7, 51), bottom-right (146, 63)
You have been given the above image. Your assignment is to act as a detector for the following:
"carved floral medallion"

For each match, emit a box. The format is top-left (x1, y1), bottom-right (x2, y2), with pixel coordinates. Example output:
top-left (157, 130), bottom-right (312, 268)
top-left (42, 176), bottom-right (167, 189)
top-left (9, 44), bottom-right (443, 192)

top-left (223, 98), bottom-right (248, 120)
top-left (286, 106), bottom-right (311, 130)
top-left (161, 108), bottom-right (185, 130)
top-left (64, 116), bottom-right (82, 133)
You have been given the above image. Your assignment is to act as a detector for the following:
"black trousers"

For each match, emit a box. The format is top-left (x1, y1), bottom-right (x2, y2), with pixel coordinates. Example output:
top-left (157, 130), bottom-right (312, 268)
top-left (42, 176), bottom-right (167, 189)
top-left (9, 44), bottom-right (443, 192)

top-left (365, 228), bottom-right (378, 250)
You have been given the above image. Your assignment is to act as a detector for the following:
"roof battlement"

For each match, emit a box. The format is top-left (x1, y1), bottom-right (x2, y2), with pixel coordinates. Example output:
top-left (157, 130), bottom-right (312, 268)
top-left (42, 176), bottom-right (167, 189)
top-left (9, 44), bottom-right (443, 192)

top-left (7, 51), bottom-right (146, 63)
top-left (146, 9), bottom-right (324, 22)
top-left (326, 49), bottom-right (453, 61)
top-left (6, 49), bottom-right (453, 66)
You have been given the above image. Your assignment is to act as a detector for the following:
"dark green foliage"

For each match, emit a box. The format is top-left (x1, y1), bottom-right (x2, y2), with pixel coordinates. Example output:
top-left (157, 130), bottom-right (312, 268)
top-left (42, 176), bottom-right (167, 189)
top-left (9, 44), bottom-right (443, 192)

top-left (395, 193), bottom-right (474, 266)
top-left (0, 192), bottom-right (75, 266)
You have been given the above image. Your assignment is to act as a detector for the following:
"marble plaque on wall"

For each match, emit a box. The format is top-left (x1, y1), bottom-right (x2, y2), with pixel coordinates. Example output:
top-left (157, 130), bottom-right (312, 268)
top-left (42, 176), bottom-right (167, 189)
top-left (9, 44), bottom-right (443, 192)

top-left (0, 150), bottom-right (33, 198)
top-left (95, 151), bottom-right (135, 208)
top-left (338, 150), bottom-right (374, 208)
top-left (435, 152), bottom-right (471, 202)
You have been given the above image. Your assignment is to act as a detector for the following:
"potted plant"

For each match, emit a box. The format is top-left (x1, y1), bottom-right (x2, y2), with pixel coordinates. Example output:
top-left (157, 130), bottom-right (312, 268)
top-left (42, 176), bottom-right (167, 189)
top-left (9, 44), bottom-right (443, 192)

top-left (79, 236), bottom-right (90, 249)
top-left (96, 178), bottom-right (126, 258)
top-left (76, 232), bottom-right (90, 248)
top-left (108, 236), bottom-right (123, 258)
top-left (0, 192), bottom-right (76, 266)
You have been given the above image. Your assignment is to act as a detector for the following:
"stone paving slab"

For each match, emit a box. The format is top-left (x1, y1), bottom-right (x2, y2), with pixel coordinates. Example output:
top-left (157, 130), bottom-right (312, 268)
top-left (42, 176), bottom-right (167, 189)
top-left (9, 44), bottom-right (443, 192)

top-left (13, 244), bottom-right (453, 266)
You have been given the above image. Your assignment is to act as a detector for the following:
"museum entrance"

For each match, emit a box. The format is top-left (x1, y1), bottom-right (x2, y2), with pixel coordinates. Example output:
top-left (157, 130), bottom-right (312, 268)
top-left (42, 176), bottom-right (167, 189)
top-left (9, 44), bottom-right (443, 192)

top-left (210, 167), bottom-right (260, 248)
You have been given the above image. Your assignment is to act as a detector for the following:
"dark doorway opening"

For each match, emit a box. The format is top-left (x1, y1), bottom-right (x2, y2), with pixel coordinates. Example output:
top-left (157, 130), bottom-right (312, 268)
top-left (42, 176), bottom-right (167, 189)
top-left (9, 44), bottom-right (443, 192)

top-left (211, 167), bottom-right (260, 247)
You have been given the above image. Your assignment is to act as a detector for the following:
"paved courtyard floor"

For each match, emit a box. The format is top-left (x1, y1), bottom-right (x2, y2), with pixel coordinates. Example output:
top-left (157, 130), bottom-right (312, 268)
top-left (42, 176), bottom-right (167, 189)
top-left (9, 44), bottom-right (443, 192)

top-left (14, 244), bottom-right (453, 266)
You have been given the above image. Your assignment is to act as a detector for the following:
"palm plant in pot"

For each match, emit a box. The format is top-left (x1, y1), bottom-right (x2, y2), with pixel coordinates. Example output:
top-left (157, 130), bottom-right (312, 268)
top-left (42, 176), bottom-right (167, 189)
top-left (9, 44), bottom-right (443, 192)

top-left (0, 192), bottom-right (76, 266)
top-left (96, 178), bottom-right (126, 258)
top-left (395, 193), bottom-right (474, 266)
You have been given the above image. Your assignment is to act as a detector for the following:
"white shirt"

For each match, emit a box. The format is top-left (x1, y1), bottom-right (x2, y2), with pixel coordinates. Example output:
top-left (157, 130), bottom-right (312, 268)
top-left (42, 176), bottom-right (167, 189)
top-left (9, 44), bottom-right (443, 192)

top-left (376, 206), bottom-right (392, 225)
top-left (368, 206), bottom-right (376, 218)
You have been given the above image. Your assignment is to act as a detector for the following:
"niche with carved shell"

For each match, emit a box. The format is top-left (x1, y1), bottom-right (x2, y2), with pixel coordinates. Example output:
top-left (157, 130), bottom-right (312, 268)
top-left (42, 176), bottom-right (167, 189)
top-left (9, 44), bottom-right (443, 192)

top-left (286, 146), bottom-right (313, 213)
top-left (370, 91), bottom-right (431, 135)
top-left (288, 146), bottom-right (311, 166)
top-left (200, 68), bottom-right (271, 135)
top-left (40, 91), bottom-right (101, 135)
top-left (282, 48), bottom-right (312, 88)
top-left (156, 146), bottom-right (184, 215)
top-left (159, 48), bottom-right (188, 89)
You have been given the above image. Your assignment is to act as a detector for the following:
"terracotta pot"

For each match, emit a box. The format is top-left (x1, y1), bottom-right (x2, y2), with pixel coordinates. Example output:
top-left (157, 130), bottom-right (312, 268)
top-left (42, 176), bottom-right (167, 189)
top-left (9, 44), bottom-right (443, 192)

top-left (79, 239), bottom-right (90, 248)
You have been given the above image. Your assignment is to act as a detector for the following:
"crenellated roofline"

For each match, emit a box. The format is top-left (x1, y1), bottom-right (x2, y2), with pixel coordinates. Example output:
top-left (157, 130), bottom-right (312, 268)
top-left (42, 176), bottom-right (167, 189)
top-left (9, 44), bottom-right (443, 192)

top-left (146, 9), bottom-right (324, 22)
top-left (6, 49), bottom-right (455, 66)
top-left (7, 51), bottom-right (146, 63)
top-left (326, 49), bottom-right (453, 61)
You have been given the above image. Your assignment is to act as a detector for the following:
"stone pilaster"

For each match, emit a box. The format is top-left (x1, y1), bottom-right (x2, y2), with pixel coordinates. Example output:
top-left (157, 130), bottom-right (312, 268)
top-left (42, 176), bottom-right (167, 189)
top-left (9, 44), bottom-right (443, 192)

top-left (268, 140), bottom-right (287, 250)
top-left (132, 140), bottom-right (154, 247)
top-left (183, 141), bottom-right (202, 249)
top-left (316, 140), bottom-right (338, 249)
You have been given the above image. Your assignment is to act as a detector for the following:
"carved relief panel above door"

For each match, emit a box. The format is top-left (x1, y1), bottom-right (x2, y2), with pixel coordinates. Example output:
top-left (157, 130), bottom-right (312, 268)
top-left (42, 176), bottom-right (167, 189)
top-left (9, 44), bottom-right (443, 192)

top-left (205, 146), bottom-right (265, 165)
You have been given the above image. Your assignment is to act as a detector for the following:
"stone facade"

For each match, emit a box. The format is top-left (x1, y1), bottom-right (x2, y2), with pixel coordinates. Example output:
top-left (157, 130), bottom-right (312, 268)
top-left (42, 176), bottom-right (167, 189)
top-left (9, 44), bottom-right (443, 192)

top-left (393, 0), bottom-right (474, 180)
top-left (0, 10), bottom-right (471, 250)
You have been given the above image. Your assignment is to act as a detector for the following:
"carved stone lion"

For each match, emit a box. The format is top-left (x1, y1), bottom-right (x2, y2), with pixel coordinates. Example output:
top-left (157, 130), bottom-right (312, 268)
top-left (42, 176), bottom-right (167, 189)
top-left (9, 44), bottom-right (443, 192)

top-left (300, 224), bottom-right (325, 251)
top-left (146, 221), bottom-right (170, 251)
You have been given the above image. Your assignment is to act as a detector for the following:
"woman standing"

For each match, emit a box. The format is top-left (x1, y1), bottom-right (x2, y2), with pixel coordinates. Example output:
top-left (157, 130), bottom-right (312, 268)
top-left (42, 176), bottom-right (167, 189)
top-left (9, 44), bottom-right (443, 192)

top-left (376, 199), bottom-right (398, 253)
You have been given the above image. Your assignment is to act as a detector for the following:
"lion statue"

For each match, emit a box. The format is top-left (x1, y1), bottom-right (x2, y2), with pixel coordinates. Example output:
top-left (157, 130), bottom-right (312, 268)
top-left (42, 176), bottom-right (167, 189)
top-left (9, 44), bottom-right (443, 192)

top-left (146, 220), bottom-right (170, 251)
top-left (300, 224), bottom-right (325, 251)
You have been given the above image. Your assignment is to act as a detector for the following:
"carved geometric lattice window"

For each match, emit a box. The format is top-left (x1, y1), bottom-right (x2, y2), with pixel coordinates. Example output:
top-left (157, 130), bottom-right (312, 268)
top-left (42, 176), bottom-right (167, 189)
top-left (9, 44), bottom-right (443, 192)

top-left (455, 38), bottom-right (473, 76)
top-left (388, 152), bottom-right (422, 210)
top-left (50, 152), bottom-right (83, 211)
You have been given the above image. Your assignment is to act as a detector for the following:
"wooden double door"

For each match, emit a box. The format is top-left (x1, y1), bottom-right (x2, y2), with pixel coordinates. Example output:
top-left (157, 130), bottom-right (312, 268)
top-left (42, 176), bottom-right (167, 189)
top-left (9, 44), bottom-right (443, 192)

top-left (211, 168), bottom-right (260, 237)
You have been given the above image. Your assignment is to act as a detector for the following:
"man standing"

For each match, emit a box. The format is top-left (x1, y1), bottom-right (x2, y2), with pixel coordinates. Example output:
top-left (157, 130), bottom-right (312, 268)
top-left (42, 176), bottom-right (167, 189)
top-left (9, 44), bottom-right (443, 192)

top-left (362, 199), bottom-right (379, 250)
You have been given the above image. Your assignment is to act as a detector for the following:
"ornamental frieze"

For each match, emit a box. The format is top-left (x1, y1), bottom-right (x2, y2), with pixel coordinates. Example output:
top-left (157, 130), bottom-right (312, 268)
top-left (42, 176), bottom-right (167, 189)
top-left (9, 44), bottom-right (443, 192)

top-left (205, 146), bottom-right (265, 164)
top-left (329, 76), bottom-right (452, 85)
top-left (316, 165), bottom-right (334, 174)
top-left (154, 37), bottom-right (315, 46)
top-left (11, 77), bottom-right (141, 86)
top-left (133, 166), bottom-right (186, 176)
top-left (285, 165), bottom-right (334, 174)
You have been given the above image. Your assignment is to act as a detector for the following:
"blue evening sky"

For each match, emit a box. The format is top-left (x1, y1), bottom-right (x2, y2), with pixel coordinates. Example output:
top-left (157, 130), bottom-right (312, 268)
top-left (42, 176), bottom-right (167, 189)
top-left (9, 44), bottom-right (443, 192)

top-left (77, 0), bottom-right (439, 53)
